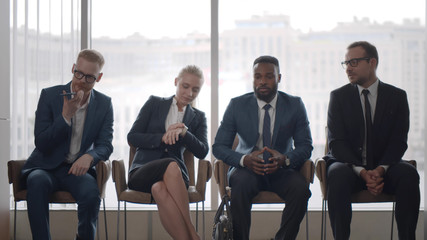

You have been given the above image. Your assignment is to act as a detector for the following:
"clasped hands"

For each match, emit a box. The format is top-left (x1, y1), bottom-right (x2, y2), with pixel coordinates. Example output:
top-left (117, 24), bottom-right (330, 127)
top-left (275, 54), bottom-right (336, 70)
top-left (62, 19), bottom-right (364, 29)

top-left (360, 166), bottom-right (385, 196)
top-left (243, 147), bottom-right (285, 175)
top-left (162, 123), bottom-right (187, 145)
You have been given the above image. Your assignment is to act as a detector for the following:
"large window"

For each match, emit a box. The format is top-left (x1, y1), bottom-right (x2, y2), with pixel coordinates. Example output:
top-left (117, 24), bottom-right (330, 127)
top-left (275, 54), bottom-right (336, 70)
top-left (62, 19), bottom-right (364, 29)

top-left (11, 0), bottom-right (426, 212)
top-left (92, 0), bottom-right (211, 209)
top-left (217, 0), bottom-right (426, 210)
top-left (10, 0), bottom-right (81, 209)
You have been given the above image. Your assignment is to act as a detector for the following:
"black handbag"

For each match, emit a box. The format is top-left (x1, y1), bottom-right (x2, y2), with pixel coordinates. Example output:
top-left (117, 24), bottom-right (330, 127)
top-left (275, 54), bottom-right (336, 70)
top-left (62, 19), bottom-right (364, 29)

top-left (212, 194), bottom-right (233, 240)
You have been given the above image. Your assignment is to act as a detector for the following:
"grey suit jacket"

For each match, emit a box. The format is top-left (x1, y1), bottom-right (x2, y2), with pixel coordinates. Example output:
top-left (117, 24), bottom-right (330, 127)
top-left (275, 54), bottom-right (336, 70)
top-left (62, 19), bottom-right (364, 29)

top-left (22, 81), bottom-right (114, 177)
top-left (212, 91), bottom-right (313, 172)
top-left (127, 95), bottom-right (209, 183)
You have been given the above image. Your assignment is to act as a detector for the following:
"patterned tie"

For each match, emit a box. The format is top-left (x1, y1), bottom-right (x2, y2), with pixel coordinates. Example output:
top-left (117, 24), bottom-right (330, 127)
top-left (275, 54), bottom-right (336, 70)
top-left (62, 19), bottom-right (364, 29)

top-left (263, 104), bottom-right (272, 163)
top-left (362, 89), bottom-right (374, 169)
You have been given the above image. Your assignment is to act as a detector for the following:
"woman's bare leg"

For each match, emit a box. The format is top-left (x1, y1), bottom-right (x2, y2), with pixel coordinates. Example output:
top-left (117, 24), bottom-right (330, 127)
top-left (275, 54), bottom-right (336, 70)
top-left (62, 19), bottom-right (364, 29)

top-left (152, 162), bottom-right (200, 240)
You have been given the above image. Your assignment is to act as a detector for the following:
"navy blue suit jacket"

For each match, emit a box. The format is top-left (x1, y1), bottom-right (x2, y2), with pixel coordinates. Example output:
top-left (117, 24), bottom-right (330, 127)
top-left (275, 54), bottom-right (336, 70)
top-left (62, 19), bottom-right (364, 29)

top-left (127, 95), bottom-right (209, 183)
top-left (212, 91), bottom-right (313, 173)
top-left (326, 81), bottom-right (409, 166)
top-left (22, 81), bottom-right (114, 177)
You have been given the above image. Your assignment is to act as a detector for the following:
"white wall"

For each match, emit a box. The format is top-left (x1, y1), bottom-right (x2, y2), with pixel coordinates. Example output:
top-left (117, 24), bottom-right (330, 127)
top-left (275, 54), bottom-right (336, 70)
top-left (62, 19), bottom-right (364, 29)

top-left (0, 0), bottom-right (10, 239)
top-left (10, 210), bottom-right (424, 240)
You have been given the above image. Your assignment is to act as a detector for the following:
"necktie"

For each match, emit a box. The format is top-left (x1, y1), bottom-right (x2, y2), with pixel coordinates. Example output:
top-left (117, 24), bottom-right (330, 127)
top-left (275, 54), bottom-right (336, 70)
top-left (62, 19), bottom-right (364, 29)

top-left (362, 89), bottom-right (374, 169)
top-left (263, 104), bottom-right (271, 163)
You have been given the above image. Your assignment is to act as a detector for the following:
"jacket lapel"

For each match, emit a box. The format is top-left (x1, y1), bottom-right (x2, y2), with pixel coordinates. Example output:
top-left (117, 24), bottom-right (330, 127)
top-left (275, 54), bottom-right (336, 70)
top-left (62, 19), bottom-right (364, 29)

top-left (272, 94), bottom-right (285, 146)
top-left (159, 96), bottom-right (174, 131)
top-left (373, 81), bottom-right (387, 128)
top-left (248, 95), bottom-right (259, 143)
top-left (183, 104), bottom-right (196, 127)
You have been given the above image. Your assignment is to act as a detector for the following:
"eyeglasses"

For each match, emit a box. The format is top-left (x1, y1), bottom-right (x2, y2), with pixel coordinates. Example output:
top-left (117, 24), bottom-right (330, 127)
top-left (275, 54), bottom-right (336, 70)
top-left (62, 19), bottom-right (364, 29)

top-left (341, 57), bottom-right (371, 69)
top-left (73, 70), bottom-right (97, 83)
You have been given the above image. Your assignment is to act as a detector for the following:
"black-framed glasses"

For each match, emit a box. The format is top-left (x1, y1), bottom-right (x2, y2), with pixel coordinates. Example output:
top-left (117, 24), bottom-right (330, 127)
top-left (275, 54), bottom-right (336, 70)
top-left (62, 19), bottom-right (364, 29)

top-left (341, 57), bottom-right (371, 69)
top-left (73, 70), bottom-right (97, 83)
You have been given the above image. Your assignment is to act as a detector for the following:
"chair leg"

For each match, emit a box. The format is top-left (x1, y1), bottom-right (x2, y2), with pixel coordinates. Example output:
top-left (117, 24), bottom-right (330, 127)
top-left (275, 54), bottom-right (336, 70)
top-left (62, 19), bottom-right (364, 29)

top-left (391, 202), bottom-right (395, 240)
top-left (97, 220), bottom-right (100, 240)
top-left (195, 202), bottom-right (199, 232)
top-left (305, 207), bottom-right (309, 240)
top-left (103, 198), bottom-right (108, 240)
top-left (321, 199), bottom-right (327, 240)
top-left (117, 201), bottom-right (120, 240)
top-left (14, 201), bottom-right (17, 240)
top-left (202, 201), bottom-right (205, 240)
top-left (124, 202), bottom-right (127, 240)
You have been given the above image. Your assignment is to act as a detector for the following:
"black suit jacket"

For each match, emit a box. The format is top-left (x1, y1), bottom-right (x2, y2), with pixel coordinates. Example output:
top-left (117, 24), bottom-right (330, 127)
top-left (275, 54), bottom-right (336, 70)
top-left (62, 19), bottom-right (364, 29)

top-left (127, 95), bottom-right (209, 183)
top-left (326, 81), bottom-right (409, 167)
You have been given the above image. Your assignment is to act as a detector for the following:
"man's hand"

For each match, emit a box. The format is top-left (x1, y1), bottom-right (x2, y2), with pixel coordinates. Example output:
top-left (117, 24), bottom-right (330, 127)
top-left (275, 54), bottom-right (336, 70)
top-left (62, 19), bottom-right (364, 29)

top-left (62, 90), bottom-right (84, 122)
top-left (360, 166), bottom-right (385, 196)
top-left (264, 147), bottom-right (285, 174)
top-left (68, 154), bottom-right (93, 176)
top-left (162, 123), bottom-right (186, 145)
top-left (243, 149), bottom-right (267, 175)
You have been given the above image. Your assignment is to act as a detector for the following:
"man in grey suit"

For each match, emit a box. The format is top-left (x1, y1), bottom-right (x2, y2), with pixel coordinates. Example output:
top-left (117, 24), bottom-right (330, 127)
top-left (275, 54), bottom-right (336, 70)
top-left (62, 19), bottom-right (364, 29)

top-left (326, 41), bottom-right (420, 240)
top-left (22, 49), bottom-right (114, 240)
top-left (212, 55), bottom-right (313, 240)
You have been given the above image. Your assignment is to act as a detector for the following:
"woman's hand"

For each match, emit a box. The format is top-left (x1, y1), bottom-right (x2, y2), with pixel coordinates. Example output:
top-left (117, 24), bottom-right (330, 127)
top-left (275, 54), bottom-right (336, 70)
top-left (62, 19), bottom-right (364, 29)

top-left (162, 123), bottom-right (186, 145)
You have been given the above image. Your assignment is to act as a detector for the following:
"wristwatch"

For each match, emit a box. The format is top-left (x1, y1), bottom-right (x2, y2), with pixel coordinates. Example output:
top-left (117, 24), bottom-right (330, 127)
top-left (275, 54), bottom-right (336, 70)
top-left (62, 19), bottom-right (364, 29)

top-left (284, 156), bottom-right (291, 167)
top-left (180, 125), bottom-right (188, 137)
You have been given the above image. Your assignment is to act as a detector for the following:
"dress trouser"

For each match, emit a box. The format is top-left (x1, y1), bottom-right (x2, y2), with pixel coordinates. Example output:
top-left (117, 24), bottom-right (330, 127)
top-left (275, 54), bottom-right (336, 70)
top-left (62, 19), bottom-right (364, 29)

top-left (26, 163), bottom-right (100, 240)
top-left (229, 167), bottom-right (311, 240)
top-left (327, 161), bottom-right (420, 240)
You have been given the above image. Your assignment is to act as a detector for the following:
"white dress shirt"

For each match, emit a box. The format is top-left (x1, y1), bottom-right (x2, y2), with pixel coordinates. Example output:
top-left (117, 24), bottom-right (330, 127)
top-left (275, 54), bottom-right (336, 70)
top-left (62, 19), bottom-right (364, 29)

top-left (64, 84), bottom-right (91, 163)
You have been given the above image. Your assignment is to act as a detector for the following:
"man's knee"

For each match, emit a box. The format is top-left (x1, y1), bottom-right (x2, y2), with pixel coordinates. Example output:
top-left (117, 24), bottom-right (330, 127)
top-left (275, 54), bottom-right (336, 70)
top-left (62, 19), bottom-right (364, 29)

top-left (327, 162), bottom-right (354, 189)
top-left (26, 169), bottom-right (55, 192)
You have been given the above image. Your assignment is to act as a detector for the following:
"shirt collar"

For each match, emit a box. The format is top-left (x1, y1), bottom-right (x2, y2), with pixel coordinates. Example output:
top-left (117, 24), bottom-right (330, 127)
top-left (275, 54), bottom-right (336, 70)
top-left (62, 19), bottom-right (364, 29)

top-left (357, 79), bottom-right (379, 97)
top-left (256, 93), bottom-right (278, 110)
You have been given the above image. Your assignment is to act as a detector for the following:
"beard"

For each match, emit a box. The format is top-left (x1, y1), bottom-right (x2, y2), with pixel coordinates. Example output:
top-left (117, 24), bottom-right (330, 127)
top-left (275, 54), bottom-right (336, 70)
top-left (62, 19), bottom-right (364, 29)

top-left (254, 83), bottom-right (278, 102)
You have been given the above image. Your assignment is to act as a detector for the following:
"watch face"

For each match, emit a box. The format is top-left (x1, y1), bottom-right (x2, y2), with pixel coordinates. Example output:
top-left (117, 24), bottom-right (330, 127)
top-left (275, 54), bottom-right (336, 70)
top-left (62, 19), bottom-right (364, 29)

top-left (285, 158), bottom-right (290, 166)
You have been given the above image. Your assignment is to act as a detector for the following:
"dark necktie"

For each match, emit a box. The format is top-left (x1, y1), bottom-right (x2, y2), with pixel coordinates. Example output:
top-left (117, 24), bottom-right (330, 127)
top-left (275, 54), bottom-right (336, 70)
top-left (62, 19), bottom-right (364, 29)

top-left (362, 89), bottom-right (374, 169)
top-left (262, 104), bottom-right (272, 163)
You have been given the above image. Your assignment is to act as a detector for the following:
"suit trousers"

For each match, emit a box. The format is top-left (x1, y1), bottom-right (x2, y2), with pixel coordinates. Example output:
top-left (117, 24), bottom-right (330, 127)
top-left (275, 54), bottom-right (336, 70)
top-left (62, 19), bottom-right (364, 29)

top-left (327, 161), bottom-right (420, 240)
top-left (26, 163), bottom-right (101, 240)
top-left (229, 167), bottom-right (311, 240)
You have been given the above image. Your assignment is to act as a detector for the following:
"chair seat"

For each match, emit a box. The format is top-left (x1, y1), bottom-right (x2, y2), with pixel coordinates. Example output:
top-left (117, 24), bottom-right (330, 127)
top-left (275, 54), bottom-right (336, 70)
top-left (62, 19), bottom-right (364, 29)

top-left (253, 191), bottom-right (285, 203)
top-left (351, 190), bottom-right (395, 203)
top-left (188, 186), bottom-right (204, 202)
top-left (224, 186), bottom-right (285, 203)
top-left (119, 190), bottom-right (153, 204)
top-left (13, 190), bottom-right (76, 203)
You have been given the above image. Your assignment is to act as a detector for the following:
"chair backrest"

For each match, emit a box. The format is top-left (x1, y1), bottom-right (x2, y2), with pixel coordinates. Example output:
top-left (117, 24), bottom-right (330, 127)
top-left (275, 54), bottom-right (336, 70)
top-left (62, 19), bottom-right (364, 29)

top-left (128, 143), bottom-right (196, 186)
top-left (8, 160), bottom-right (26, 199)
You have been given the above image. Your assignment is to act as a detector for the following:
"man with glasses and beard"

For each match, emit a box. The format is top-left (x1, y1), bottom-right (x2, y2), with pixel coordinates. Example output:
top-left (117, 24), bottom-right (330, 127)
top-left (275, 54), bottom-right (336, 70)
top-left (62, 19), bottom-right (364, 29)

top-left (213, 55), bottom-right (313, 240)
top-left (22, 49), bottom-right (113, 240)
top-left (325, 41), bottom-right (420, 239)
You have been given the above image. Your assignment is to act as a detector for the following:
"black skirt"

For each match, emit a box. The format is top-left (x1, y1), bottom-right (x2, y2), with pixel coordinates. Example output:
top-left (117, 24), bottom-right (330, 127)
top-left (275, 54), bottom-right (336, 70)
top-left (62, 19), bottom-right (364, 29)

top-left (128, 158), bottom-right (188, 193)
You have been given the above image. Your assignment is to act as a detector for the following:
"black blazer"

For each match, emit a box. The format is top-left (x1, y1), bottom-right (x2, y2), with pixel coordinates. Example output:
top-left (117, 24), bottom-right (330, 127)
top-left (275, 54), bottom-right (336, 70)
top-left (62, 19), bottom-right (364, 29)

top-left (127, 95), bottom-right (209, 183)
top-left (326, 81), bottom-right (409, 167)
